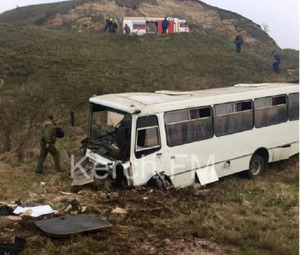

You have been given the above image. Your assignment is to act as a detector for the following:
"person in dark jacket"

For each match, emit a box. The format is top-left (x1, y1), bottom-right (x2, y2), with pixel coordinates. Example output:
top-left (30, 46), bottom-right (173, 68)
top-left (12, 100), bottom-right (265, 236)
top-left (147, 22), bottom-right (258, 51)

top-left (104, 16), bottom-right (113, 32)
top-left (110, 20), bottom-right (118, 33)
top-left (36, 114), bottom-right (61, 173)
top-left (272, 50), bottom-right (281, 73)
top-left (234, 35), bottom-right (243, 53)
top-left (124, 24), bottom-right (131, 34)
top-left (162, 17), bottom-right (169, 34)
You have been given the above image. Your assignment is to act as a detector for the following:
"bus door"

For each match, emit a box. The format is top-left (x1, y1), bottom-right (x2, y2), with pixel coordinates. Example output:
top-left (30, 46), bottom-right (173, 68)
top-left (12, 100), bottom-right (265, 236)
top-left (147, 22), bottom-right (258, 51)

top-left (131, 115), bottom-right (164, 186)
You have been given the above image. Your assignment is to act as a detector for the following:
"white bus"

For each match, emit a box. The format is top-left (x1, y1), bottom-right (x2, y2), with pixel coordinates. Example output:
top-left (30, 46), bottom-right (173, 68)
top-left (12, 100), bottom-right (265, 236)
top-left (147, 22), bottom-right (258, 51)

top-left (72, 83), bottom-right (299, 188)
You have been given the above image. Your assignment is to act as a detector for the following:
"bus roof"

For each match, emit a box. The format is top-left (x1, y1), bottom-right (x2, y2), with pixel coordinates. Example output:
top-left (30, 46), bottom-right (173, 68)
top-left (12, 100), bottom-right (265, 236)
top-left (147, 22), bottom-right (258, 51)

top-left (89, 83), bottom-right (299, 114)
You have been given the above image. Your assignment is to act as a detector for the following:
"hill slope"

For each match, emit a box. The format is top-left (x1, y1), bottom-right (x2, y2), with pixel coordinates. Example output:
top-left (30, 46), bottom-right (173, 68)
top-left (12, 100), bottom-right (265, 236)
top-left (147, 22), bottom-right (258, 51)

top-left (0, 9), bottom-right (298, 255)
top-left (0, 22), bottom-right (298, 154)
top-left (0, 0), bottom-right (278, 49)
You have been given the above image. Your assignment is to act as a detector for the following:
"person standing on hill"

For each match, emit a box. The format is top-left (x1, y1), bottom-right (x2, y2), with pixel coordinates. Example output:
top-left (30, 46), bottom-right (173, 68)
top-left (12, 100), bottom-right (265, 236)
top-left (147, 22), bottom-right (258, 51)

top-left (234, 35), bottom-right (243, 53)
top-left (36, 114), bottom-right (61, 174)
top-left (110, 20), bottom-right (118, 33)
top-left (162, 17), bottom-right (169, 34)
top-left (272, 50), bottom-right (281, 73)
top-left (104, 15), bottom-right (113, 32)
top-left (124, 24), bottom-right (131, 34)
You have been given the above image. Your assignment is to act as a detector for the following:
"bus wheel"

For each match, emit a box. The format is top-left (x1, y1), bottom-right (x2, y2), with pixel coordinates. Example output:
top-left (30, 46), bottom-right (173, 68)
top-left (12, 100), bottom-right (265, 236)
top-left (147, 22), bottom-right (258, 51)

top-left (248, 155), bottom-right (265, 178)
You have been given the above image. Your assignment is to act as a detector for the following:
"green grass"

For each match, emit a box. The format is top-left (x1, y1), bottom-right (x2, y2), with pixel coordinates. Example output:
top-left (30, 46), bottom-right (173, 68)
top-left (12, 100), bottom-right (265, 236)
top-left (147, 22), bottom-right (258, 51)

top-left (0, 0), bottom-right (90, 25)
top-left (0, 22), bottom-right (298, 154)
top-left (0, 22), bottom-right (298, 254)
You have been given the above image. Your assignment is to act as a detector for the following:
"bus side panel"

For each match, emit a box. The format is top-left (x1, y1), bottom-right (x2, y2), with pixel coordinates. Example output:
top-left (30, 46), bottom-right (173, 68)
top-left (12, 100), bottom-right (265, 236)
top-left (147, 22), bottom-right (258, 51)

top-left (163, 120), bottom-right (298, 187)
top-left (290, 142), bottom-right (299, 157)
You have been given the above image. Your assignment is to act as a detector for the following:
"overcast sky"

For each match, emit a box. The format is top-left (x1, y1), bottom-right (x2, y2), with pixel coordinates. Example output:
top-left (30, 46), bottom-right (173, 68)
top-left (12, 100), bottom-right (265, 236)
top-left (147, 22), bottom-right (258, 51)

top-left (201, 0), bottom-right (299, 50)
top-left (0, 0), bottom-right (299, 49)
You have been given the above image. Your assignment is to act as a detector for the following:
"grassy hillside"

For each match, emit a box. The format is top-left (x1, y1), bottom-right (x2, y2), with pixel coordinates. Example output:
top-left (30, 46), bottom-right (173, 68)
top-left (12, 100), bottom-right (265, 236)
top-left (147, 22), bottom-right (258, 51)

top-left (0, 0), bottom-right (279, 50)
top-left (0, 22), bottom-right (298, 155)
top-left (0, 0), bottom-right (86, 25)
top-left (0, 21), bottom-right (298, 255)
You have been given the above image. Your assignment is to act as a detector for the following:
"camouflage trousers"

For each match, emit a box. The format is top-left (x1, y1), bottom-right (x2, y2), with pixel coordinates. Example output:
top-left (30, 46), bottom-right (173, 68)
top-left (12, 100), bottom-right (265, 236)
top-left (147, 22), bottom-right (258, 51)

top-left (36, 141), bottom-right (61, 173)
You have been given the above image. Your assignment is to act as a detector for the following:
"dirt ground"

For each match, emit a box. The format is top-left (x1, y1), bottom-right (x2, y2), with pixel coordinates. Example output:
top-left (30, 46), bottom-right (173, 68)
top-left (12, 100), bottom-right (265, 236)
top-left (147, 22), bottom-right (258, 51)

top-left (0, 156), bottom-right (298, 255)
top-left (0, 160), bottom-right (228, 255)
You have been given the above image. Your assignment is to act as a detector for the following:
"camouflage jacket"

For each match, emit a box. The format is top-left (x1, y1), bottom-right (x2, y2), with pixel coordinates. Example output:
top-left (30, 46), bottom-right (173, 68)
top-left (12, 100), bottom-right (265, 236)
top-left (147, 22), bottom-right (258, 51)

top-left (42, 120), bottom-right (57, 144)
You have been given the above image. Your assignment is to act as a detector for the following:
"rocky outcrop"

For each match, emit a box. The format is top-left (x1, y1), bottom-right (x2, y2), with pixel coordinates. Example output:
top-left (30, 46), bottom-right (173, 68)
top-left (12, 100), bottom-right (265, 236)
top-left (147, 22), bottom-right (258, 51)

top-left (6, 0), bottom-right (279, 49)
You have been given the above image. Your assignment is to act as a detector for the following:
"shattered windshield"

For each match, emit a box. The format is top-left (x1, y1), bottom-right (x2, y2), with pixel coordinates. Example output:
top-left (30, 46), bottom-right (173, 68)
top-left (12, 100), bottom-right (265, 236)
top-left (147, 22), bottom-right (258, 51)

top-left (87, 103), bottom-right (132, 160)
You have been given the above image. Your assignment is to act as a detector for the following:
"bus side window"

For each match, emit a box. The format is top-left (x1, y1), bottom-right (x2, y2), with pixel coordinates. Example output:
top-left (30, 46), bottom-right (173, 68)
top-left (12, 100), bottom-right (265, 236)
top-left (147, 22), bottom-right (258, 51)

top-left (254, 95), bottom-right (288, 128)
top-left (288, 93), bottom-right (299, 121)
top-left (214, 100), bottom-right (253, 136)
top-left (135, 115), bottom-right (161, 158)
top-left (164, 106), bottom-right (213, 146)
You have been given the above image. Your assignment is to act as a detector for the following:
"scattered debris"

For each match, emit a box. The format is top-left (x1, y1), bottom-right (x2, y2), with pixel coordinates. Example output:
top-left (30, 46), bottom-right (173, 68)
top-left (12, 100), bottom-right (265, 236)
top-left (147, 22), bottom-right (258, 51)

top-left (60, 191), bottom-right (74, 196)
top-left (20, 209), bottom-right (33, 217)
top-left (81, 206), bottom-right (87, 213)
top-left (97, 192), bottom-right (119, 203)
top-left (0, 202), bottom-right (18, 209)
top-left (35, 214), bottom-right (111, 238)
top-left (0, 205), bottom-right (14, 216)
top-left (136, 187), bottom-right (147, 191)
top-left (64, 199), bottom-right (82, 215)
top-left (111, 207), bottom-right (127, 214)
top-left (28, 191), bottom-right (38, 198)
top-left (191, 183), bottom-right (202, 190)
top-left (15, 201), bottom-right (35, 208)
top-left (40, 182), bottom-right (46, 186)
top-left (147, 171), bottom-right (173, 190)
top-left (6, 216), bottom-right (23, 222)
top-left (193, 189), bottom-right (210, 198)
top-left (0, 237), bottom-right (26, 255)
top-left (13, 205), bottom-right (56, 218)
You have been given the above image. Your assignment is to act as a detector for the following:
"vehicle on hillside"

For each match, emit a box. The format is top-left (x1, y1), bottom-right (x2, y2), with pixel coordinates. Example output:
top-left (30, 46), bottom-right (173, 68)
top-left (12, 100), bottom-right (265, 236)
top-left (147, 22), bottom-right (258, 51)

top-left (121, 16), bottom-right (189, 35)
top-left (71, 83), bottom-right (299, 188)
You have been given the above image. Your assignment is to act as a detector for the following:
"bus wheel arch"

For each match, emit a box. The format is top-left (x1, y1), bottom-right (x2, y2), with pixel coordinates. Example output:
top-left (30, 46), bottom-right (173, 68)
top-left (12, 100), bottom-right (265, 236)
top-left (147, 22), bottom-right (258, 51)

top-left (248, 148), bottom-right (269, 178)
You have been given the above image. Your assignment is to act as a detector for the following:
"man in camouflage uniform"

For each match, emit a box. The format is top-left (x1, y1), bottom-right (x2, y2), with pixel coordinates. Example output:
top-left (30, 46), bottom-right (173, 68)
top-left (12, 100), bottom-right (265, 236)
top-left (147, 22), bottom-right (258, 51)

top-left (91, 119), bottom-right (103, 140)
top-left (36, 114), bottom-right (61, 173)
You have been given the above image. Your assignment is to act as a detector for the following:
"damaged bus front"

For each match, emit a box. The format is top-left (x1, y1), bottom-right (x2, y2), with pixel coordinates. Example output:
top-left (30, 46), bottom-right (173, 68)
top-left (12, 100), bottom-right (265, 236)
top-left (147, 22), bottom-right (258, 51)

top-left (71, 95), bottom-right (142, 187)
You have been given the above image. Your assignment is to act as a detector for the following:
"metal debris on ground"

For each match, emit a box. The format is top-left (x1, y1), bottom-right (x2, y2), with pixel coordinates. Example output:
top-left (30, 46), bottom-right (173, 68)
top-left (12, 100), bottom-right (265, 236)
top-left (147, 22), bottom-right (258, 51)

top-left (35, 214), bottom-right (111, 238)
top-left (147, 171), bottom-right (174, 190)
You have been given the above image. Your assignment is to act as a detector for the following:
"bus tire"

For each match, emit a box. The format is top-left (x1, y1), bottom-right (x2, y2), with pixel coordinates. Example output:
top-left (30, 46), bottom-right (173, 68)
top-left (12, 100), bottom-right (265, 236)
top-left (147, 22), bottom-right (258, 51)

top-left (248, 154), bottom-right (265, 178)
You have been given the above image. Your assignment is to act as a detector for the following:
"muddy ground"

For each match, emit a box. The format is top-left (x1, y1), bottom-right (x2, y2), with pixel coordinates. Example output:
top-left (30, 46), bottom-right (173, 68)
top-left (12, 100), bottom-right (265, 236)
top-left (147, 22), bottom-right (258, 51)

top-left (0, 156), bottom-right (298, 255)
